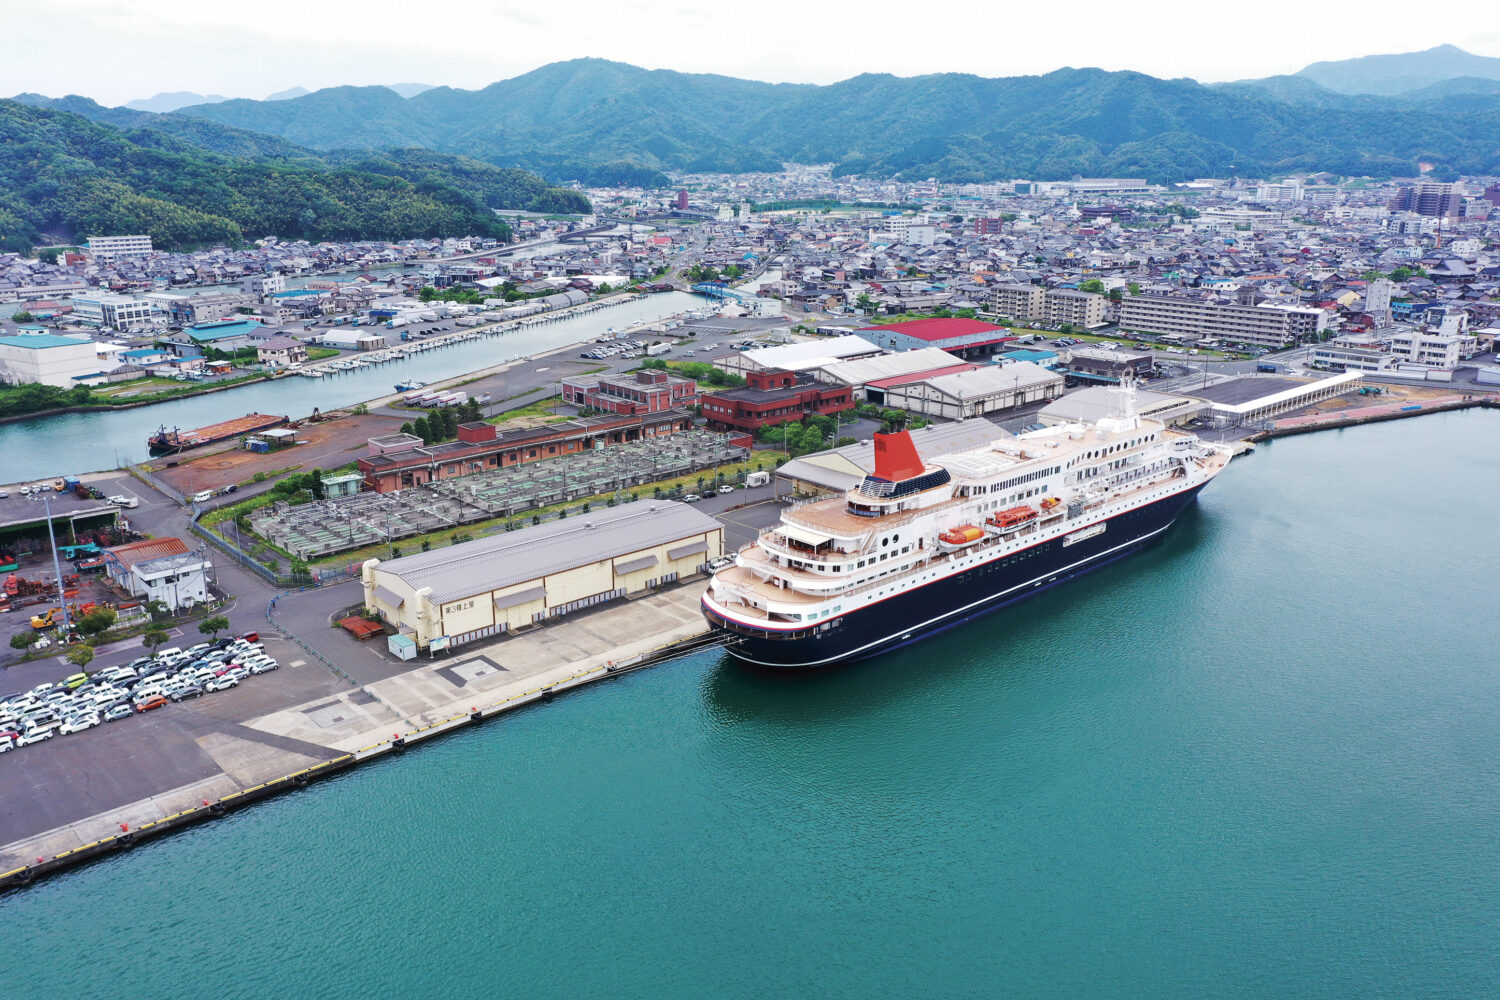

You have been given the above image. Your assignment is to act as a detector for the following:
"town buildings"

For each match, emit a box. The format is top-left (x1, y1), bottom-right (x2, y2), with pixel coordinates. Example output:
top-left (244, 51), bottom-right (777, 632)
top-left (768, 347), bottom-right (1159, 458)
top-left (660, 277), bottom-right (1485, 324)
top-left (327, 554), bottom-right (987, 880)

top-left (1119, 294), bottom-right (1326, 348)
top-left (103, 536), bottom-right (212, 611)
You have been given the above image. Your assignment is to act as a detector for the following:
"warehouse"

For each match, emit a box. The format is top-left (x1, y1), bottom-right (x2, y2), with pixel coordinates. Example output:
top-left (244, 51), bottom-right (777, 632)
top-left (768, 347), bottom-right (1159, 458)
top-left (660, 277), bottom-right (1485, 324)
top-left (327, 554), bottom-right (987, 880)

top-left (881, 362), bottom-right (1063, 420)
top-left (0, 333), bottom-right (105, 387)
top-left (362, 501), bottom-right (724, 650)
top-left (712, 335), bottom-right (882, 377)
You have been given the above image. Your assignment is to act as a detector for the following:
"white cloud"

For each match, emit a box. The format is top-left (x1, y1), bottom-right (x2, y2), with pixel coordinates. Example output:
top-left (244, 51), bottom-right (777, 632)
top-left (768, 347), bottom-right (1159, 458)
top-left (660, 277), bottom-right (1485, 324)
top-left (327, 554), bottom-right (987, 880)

top-left (1, 0), bottom-right (1497, 105)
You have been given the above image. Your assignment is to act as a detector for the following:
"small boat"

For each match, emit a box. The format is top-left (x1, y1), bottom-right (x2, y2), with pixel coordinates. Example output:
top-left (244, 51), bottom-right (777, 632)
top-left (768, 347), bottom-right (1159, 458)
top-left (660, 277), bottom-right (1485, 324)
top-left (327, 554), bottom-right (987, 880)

top-left (937, 525), bottom-right (985, 552)
top-left (395, 379), bottom-right (426, 392)
top-left (984, 505), bottom-right (1039, 535)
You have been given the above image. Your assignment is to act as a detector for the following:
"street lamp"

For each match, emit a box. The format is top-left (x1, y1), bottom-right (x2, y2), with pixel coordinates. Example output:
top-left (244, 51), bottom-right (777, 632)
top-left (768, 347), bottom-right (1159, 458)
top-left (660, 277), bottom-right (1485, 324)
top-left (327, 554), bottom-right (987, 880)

top-left (32, 492), bottom-right (72, 636)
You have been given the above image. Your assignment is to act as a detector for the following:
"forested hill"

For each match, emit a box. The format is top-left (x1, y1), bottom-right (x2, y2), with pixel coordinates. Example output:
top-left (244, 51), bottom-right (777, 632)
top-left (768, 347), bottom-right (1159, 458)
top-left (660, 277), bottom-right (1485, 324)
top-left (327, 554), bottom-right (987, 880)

top-left (174, 58), bottom-right (1500, 182)
top-left (0, 101), bottom-right (591, 252)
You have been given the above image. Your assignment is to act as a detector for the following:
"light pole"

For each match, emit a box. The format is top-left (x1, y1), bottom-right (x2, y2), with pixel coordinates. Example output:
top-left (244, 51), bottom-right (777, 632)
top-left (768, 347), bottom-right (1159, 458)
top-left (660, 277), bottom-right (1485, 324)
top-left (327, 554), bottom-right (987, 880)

top-left (33, 493), bottom-right (72, 636)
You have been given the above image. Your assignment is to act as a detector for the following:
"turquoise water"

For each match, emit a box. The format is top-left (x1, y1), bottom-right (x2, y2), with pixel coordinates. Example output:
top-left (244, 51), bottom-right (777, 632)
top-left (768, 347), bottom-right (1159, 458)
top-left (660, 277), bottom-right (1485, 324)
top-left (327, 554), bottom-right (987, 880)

top-left (5, 410), bottom-right (1499, 998)
top-left (0, 292), bottom-right (703, 481)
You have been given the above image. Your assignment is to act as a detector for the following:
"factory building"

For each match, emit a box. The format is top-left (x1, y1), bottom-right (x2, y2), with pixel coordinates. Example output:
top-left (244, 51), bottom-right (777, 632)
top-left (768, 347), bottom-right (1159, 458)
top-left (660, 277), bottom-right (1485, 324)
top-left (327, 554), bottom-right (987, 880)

top-left (363, 501), bottom-right (724, 650)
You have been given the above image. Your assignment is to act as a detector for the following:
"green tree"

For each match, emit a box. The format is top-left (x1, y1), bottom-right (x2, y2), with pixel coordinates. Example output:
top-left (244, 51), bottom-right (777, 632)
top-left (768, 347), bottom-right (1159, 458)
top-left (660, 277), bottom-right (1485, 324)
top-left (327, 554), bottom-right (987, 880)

top-left (400, 422), bottom-right (415, 436)
top-left (412, 416), bottom-right (434, 445)
top-left (197, 614), bottom-right (230, 640)
top-left (1390, 267), bottom-right (1413, 282)
top-left (66, 644), bottom-right (95, 669)
top-left (1078, 279), bottom-right (1105, 294)
top-left (76, 607), bottom-right (117, 636)
top-left (144, 599), bottom-right (168, 621)
top-left (10, 632), bottom-right (39, 650)
top-left (310, 475), bottom-right (326, 501)
top-left (1127, 282), bottom-right (1141, 296)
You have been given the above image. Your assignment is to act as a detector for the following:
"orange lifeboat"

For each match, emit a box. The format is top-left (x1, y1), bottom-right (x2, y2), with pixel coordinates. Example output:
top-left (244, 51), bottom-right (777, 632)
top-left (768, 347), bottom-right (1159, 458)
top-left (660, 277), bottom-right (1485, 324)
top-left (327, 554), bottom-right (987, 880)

top-left (938, 525), bottom-right (984, 551)
top-left (1040, 496), bottom-right (1061, 510)
top-left (985, 505), bottom-right (1039, 533)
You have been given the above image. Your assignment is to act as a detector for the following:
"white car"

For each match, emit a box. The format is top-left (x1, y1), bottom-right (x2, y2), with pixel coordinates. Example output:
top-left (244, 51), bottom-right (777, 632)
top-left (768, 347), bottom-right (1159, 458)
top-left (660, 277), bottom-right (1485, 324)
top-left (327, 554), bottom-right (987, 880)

top-left (107, 495), bottom-right (140, 508)
top-left (59, 714), bottom-right (100, 735)
top-left (248, 659), bottom-right (279, 675)
top-left (204, 675), bottom-right (239, 693)
top-left (192, 490), bottom-right (214, 504)
top-left (718, 485), bottom-right (735, 494)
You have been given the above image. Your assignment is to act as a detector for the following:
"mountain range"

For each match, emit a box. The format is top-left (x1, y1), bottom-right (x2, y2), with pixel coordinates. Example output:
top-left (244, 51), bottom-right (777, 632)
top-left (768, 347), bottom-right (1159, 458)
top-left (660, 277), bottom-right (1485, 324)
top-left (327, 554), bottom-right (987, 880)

top-left (156, 56), bottom-right (1500, 184)
top-left (10, 46), bottom-right (1500, 252)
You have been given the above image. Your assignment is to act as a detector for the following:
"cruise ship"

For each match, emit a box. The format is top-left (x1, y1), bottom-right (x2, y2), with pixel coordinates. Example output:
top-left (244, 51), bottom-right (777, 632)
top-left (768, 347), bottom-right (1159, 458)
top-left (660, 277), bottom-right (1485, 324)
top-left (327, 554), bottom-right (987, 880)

top-left (701, 385), bottom-right (1233, 668)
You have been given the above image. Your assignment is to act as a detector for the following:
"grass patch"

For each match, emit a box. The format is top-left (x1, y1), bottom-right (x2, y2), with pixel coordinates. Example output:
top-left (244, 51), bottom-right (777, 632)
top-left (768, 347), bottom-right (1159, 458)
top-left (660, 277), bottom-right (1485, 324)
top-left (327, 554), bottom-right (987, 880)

top-left (488, 396), bottom-right (564, 423)
top-left (306, 347), bottom-right (341, 361)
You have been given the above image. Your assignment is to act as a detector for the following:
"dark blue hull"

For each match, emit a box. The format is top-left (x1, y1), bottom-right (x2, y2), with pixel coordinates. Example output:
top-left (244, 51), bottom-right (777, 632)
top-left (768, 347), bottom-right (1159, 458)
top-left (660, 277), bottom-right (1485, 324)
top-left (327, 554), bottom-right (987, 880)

top-left (702, 483), bottom-right (1206, 669)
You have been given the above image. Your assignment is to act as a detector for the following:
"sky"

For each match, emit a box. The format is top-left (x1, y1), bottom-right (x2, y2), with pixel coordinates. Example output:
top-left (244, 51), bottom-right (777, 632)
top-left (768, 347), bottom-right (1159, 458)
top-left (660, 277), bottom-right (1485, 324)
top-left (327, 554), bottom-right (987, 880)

top-left (7, 0), bottom-right (1500, 106)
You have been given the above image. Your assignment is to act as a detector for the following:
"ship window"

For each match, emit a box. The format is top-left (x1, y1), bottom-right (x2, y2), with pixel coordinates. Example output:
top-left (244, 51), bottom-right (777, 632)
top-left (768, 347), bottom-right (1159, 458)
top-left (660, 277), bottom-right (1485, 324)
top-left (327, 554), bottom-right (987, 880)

top-left (882, 538), bottom-right (889, 547)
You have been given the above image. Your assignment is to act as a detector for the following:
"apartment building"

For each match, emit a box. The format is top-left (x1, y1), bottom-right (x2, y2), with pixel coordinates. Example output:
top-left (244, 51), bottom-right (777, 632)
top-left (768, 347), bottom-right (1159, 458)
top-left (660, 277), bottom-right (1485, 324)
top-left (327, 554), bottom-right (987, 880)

top-left (989, 283), bottom-right (1046, 322)
top-left (86, 234), bottom-right (153, 261)
top-left (1388, 331), bottom-right (1478, 369)
top-left (1119, 295), bottom-right (1325, 348)
top-left (1044, 289), bottom-right (1106, 329)
top-left (1389, 182), bottom-right (1463, 218)
top-left (71, 293), bottom-right (157, 329)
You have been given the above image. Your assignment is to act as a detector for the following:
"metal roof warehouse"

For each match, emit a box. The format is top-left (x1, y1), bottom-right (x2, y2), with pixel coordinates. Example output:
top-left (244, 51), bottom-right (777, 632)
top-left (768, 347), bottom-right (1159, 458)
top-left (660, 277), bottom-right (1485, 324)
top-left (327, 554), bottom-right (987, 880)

top-left (362, 500), bottom-right (725, 650)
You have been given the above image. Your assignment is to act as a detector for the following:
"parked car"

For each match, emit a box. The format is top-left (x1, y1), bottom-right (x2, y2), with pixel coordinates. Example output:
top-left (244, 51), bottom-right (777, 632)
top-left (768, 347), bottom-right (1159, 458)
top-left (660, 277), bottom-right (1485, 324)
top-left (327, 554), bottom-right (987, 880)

top-left (205, 676), bottom-right (239, 693)
top-left (718, 485), bottom-right (735, 494)
top-left (682, 494), bottom-right (702, 503)
top-left (107, 495), bottom-right (139, 508)
top-left (170, 683), bottom-right (205, 702)
top-left (60, 713), bottom-right (100, 735)
top-left (102, 704), bottom-right (134, 723)
top-left (134, 695), bottom-right (169, 713)
top-left (248, 659), bottom-right (279, 675)
top-left (192, 490), bottom-right (214, 504)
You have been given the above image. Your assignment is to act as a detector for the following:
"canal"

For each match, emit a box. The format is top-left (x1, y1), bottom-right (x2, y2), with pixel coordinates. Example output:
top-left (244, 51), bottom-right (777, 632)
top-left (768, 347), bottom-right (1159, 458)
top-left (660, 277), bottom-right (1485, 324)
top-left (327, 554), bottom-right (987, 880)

top-left (1, 292), bottom-right (705, 481)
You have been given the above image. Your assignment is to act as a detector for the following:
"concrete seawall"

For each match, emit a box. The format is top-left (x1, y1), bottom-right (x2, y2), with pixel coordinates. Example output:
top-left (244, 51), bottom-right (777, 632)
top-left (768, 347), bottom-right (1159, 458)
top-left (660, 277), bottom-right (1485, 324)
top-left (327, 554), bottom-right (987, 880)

top-left (1245, 394), bottom-right (1495, 442)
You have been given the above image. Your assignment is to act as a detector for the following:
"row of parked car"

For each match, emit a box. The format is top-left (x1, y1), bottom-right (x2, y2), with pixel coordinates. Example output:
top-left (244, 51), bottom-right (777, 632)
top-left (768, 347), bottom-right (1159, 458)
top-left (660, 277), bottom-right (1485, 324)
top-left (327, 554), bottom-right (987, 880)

top-left (0, 632), bottom-right (276, 752)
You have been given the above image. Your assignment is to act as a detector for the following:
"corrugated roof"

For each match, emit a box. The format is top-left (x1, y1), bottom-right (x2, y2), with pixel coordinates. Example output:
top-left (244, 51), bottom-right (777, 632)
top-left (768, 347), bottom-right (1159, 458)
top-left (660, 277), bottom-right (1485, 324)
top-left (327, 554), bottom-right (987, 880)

top-left (375, 501), bottom-right (721, 604)
top-left (105, 536), bottom-right (190, 568)
top-left (0, 333), bottom-right (93, 350)
top-left (856, 318), bottom-right (1006, 341)
top-left (816, 347), bottom-right (967, 385)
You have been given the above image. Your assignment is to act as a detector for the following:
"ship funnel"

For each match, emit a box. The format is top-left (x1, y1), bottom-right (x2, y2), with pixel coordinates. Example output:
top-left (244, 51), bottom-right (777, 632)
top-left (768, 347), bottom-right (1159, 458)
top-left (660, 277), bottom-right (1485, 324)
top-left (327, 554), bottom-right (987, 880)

top-left (872, 431), bottom-right (924, 482)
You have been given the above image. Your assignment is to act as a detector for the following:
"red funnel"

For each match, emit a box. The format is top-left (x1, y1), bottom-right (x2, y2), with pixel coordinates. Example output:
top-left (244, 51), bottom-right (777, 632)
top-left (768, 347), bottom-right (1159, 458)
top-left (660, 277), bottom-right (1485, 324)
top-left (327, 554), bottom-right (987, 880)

top-left (872, 431), bottom-right (924, 482)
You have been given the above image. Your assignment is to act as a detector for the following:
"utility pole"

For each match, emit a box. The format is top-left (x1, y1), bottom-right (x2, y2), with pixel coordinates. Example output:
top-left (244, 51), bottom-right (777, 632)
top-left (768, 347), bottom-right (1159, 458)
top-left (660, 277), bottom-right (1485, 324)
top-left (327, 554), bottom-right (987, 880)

top-left (35, 493), bottom-right (72, 636)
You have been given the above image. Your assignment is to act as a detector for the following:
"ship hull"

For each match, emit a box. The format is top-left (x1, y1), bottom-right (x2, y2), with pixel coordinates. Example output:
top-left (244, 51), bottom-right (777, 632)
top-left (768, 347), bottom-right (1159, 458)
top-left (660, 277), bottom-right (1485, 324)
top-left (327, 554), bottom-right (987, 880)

top-left (703, 482), bottom-right (1206, 670)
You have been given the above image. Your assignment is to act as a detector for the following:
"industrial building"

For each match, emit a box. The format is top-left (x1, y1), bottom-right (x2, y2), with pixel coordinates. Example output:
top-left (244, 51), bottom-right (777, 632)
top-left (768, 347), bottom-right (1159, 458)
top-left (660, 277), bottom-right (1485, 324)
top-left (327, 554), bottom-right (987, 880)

top-left (1192, 372), bottom-right (1363, 427)
top-left (0, 333), bottom-right (106, 387)
top-left (712, 335), bottom-right (882, 377)
top-left (809, 347), bottom-right (973, 402)
top-left (879, 362), bottom-right (1063, 419)
top-left (103, 537), bottom-right (212, 611)
top-left (362, 501), bottom-right (724, 650)
top-left (358, 410), bottom-right (694, 493)
top-left (1039, 386), bottom-right (1206, 427)
top-left (854, 318), bottom-right (1014, 359)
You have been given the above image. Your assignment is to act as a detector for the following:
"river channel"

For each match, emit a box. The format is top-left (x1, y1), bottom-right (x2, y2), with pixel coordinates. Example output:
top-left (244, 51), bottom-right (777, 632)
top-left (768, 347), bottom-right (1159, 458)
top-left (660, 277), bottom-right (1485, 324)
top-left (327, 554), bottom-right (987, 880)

top-left (1, 291), bottom-right (704, 481)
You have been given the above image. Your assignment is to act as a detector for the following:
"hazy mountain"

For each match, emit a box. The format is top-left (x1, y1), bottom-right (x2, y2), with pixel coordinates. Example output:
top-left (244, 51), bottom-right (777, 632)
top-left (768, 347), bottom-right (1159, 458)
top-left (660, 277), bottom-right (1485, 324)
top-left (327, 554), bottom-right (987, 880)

top-left (171, 58), bottom-right (1500, 183)
top-left (9, 93), bottom-right (319, 159)
top-left (266, 86), bottom-right (311, 101)
top-left (386, 83), bottom-right (435, 98)
top-left (123, 90), bottom-right (229, 113)
top-left (1295, 44), bottom-right (1500, 96)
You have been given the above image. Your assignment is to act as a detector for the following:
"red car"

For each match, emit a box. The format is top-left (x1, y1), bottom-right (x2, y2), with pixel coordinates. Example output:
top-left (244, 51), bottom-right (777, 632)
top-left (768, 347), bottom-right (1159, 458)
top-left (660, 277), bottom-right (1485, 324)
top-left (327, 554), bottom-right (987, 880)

top-left (134, 695), bottom-right (168, 713)
top-left (239, 631), bottom-right (259, 643)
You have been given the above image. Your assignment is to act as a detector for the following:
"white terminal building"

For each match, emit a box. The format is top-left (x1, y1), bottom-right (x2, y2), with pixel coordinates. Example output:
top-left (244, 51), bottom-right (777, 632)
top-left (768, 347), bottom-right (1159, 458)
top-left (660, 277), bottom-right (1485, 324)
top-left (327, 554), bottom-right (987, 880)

top-left (72, 293), bottom-right (158, 329)
top-left (363, 501), bottom-right (725, 651)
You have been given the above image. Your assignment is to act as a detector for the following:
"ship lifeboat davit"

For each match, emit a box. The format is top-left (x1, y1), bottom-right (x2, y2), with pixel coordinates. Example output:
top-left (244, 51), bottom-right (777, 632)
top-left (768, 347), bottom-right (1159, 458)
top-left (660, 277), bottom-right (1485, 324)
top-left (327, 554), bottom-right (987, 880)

top-left (937, 525), bottom-right (985, 551)
top-left (984, 505), bottom-right (1039, 534)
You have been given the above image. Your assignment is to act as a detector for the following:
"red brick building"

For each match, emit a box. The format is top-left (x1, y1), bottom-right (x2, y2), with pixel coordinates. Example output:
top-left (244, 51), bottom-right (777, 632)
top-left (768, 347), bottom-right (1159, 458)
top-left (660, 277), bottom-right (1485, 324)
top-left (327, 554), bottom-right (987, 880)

top-left (560, 369), bottom-right (698, 415)
top-left (700, 369), bottom-right (854, 433)
top-left (358, 410), bottom-right (693, 492)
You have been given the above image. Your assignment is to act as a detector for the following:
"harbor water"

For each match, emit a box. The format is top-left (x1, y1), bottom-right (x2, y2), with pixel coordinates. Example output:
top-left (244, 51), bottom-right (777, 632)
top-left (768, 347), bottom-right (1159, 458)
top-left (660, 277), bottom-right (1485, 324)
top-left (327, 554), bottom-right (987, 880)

top-left (0, 292), bottom-right (704, 481)
top-left (5, 410), bottom-right (1499, 998)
